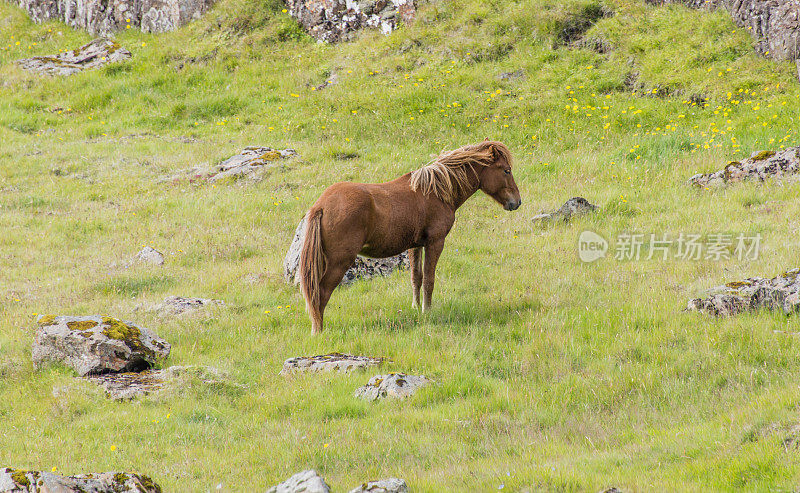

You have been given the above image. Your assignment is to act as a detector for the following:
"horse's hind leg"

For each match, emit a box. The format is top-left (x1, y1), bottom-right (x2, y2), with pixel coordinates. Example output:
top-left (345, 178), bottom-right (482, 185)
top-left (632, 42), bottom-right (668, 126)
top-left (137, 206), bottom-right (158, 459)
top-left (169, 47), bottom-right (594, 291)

top-left (409, 247), bottom-right (423, 309)
top-left (314, 251), bottom-right (359, 333)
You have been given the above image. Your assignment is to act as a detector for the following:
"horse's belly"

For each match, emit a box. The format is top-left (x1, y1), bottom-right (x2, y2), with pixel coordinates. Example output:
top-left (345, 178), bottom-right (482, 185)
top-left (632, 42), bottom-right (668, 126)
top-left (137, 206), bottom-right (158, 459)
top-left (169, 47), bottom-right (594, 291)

top-left (359, 244), bottom-right (408, 259)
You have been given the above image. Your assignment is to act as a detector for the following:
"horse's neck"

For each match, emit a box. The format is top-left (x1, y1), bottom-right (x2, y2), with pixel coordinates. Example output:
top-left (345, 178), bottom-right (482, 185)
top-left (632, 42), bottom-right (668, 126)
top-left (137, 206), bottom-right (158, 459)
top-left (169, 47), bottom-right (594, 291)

top-left (451, 164), bottom-right (482, 209)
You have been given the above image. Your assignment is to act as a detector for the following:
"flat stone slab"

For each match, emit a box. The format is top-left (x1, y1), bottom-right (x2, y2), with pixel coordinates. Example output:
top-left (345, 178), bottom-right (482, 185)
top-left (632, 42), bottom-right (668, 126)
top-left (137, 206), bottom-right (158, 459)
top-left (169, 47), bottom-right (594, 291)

top-left (284, 216), bottom-right (409, 285)
top-left (17, 38), bottom-right (131, 76)
top-left (689, 147), bottom-right (800, 188)
top-left (687, 268), bottom-right (800, 317)
top-left (531, 196), bottom-right (598, 222)
top-left (348, 478), bottom-right (409, 493)
top-left (32, 315), bottom-right (170, 376)
top-left (280, 353), bottom-right (384, 376)
top-left (354, 373), bottom-right (431, 401)
top-left (87, 365), bottom-right (230, 400)
top-left (146, 296), bottom-right (223, 316)
top-left (267, 470), bottom-right (330, 493)
top-left (163, 146), bottom-right (297, 184)
top-left (0, 468), bottom-right (160, 492)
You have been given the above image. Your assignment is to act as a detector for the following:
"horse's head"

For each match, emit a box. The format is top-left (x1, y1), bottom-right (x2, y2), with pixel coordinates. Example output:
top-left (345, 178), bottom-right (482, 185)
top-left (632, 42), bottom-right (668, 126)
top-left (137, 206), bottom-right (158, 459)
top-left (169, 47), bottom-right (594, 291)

top-left (479, 142), bottom-right (522, 211)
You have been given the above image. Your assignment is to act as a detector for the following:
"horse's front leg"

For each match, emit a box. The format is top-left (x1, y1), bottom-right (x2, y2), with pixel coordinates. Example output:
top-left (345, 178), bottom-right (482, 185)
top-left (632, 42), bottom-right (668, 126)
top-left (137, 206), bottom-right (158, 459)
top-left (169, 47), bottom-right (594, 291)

top-left (422, 240), bottom-right (445, 312)
top-left (409, 247), bottom-right (423, 309)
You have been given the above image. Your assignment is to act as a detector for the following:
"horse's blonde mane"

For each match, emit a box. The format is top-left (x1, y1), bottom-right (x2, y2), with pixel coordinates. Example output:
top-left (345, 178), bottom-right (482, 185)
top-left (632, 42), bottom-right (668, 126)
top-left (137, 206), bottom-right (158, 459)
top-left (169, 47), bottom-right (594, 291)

top-left (410, 141), bottom-right (512, 205)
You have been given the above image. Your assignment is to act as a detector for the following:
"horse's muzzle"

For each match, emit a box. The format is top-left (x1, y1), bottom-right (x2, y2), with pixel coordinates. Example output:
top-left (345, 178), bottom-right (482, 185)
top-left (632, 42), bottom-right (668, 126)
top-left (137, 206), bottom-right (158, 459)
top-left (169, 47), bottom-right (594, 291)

top-left (504, 199), bottom-right (521, 211)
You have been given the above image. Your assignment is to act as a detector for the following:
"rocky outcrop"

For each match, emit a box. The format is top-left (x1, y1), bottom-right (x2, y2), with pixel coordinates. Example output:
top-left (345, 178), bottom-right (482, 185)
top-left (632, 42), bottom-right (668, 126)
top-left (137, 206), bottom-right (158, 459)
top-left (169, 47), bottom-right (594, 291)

top-left (648, 0), bottom-right (800, 68)
top-left (348, 478), bottom-right (408, 493)
top-left (0, 468), bottom-right (161, 492)
top-left (17, 38), bottom-right (131, 76)
top-left (133, 246), bottom-right (165, 266)
top-left (280, 353), bottom-right (384, 375)
top-left (689, 147), bottom-right (800, 187)
top-left (15, 0), bottom-right (214, 34)
top-left (354, 373), bottom-right (430, 401)
top-left (531, 196), bottom-right (598, 222)
top-left (687, 268), bottom-right (800, 316)
top-left (285, 0), bottom-right (416, 43)
top-left (284, 216), bottom-right (409, 285)
top-left (32, 315), bottom-right (170, 376)
top-left (164, 147), bottom-right (297, 184)
top-left (267, 470), bottom-right (331, 493)
top-left (145, 296), bottom-right (223, 316)
top-left (87, 365), bottom-right (231, 400)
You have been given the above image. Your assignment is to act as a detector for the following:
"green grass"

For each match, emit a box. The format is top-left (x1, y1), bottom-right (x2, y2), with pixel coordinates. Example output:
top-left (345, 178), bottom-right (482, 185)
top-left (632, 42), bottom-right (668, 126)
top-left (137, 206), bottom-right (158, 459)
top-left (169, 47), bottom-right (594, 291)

top-left (1, 0), bottom-right (800, 490)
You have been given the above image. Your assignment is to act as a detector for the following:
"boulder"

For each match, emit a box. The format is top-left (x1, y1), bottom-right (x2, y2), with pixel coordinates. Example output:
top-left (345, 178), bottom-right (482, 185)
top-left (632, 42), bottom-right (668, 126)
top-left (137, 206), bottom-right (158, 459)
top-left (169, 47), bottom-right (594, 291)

top-left (348, 478), bottom-right (408, 493)
top-left (87, 365), bottom-right (231, 400)
top-left (285, 0), bottom-right (417, 43)
top-left (354, 373), bottom-right (430, 401)
top-left (15, 0), bottom-right (213, 34)
top-left (133, 247), bottom-right (165, 266)
top-left (689, 147), bottom-right (800, 188)
top-left (532, 196), bottom-right (598, 222)
top-left (280, 353), bottom-right (384, 375)
top-left (267, 470), bottom-right (330, 493)
top-left (145, 296), bottom-right (223, 316)
top-left (32, 315), bottom-right (171, 376)
top-left (284, 216), bottom-right (409, 285)
top-left (17, 38), bottom-right (131, 76)
top-left (687, 268), bottom-right (800, 316)
top-left (0, 468), bottom-right (161, 492)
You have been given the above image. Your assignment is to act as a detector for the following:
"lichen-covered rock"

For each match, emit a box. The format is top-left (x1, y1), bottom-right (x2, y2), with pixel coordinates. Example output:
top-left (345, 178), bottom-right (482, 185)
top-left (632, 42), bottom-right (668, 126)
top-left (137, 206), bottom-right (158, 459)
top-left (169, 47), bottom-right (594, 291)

top-left (280, 353), bottom-right (384, 375)
top-left (647, 0), bottom-right (800, 66)
top-left (267, 470), bottom-right (330, 493)
top-left (32, 315), bottom-right (171, 376)
top-left (87, 365), bottom-right (230, 400)
top-left (531, 196), bottom-right (598, 222)
top-left (146, 296), bottom-right (223, 316)
top-left (348, 478), bottom-right (408, 493)
top-left (17, 38), bottom-right (131, 76)
top-left (164, 146), bottom-right (297, 183)
top-left (0, 468), bottom-right (161, 493)
top-left (286, 0), bottom-right (416, 43)
top-left (354, 373), bottom-right (430, 401)
top-left (689, 147), bottom-right (800, 188)
top-left (284, 216), bottom-right (409, 285)
top-left (687, 268), bottom-right (800, 316)
top-left (15, 0), bottom-right (214, 34)
top-left (133, 246), bottom-right (165, 266)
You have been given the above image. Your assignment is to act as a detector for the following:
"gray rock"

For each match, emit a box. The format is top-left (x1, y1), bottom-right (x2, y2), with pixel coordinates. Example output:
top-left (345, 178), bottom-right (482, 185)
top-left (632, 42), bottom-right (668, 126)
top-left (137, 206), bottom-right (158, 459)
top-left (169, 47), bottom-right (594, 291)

top-left (284, 216), bottom-right (409, 285)
top-left (687, 268), bottom-right (800, 316)
top-left (0, 468), bottom-right (161, 492)
top-left (689, 147), bottom-right (800, 188)
top-left (532, 196), bottom-right (598, 223)
top-left (15, 0), bottom-right (213, 34)
top-left (17, 38), bottom-right (131, 76)
top-left (280, 353), bottom-right (384, 375)
top-left (146, 296), bottom-right (223, 316)
top-left (208, 147), bottom-right (298, 182)
top-left (87, 365), bottom-right (230, 400)
top-left (267, 470), bottom-right (330, 493)
top-left (497, 69), bottom-right (525, 81)
top-left (133, 246), bottom-right (165, 266)
top-left (32, 315), bottom-right (171, 376)
top-left (286, 0), bottom-right (416, 43)
top-left (348, 478), bottom-right (408, 493)
top-left (354, 373), bottom-right (430, 401)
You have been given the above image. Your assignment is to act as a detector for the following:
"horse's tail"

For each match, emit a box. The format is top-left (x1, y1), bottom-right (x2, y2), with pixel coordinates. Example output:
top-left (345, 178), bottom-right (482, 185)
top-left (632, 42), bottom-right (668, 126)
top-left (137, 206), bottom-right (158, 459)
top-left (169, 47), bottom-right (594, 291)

top-left (299, 208), bottom-right (325, 329)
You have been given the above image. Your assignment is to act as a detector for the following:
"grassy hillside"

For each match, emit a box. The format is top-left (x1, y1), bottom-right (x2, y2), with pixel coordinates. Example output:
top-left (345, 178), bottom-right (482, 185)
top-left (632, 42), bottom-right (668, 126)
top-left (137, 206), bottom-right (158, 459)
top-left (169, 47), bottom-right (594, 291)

top-left (1, 0), bottom-right (800, 490)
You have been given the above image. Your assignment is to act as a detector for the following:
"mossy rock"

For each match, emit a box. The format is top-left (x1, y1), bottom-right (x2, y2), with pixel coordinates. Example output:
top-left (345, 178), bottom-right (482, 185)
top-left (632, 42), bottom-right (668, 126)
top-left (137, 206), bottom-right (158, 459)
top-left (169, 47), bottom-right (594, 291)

top-left (67, 320), bottom-right (99, 331)
top-left (37, 314), bottom-right (57, 326)
top-left (751, 150), bottom-right (776, 161)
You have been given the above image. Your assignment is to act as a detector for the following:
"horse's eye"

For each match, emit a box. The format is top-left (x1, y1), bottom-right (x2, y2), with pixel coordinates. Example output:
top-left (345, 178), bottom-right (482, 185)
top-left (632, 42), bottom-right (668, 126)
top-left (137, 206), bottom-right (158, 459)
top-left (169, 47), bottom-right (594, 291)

top-left (503, 169), bottom-right (511, 175)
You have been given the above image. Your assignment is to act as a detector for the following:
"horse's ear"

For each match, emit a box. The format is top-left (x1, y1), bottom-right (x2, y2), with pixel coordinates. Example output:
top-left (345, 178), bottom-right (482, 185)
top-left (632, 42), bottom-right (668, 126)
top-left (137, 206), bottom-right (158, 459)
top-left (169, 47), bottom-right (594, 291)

top-left (483, 137), bottom-right (490, 142)
top-left (488, 144), bottom-right (499, 161)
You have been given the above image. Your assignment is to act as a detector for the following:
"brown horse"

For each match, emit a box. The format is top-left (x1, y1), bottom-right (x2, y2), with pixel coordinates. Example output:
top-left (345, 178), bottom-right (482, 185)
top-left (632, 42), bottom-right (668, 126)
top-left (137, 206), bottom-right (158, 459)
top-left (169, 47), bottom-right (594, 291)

top-left (299, 140), bottom-right (521, 334)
